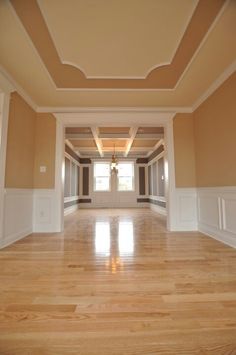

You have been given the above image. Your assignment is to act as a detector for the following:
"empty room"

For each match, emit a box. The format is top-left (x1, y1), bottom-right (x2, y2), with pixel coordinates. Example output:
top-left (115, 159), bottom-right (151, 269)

top-left (0, 0), bottom-right (236, 354)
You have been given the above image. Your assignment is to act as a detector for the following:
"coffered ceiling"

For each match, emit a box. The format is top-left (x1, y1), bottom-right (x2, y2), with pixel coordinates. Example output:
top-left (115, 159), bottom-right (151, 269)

top-left (65, 126), bottom-right (164, 158)
top-left (0, 0), bottom-right (235, 108)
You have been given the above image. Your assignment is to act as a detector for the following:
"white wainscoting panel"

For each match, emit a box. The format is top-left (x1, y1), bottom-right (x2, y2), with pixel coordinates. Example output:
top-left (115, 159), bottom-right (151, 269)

top-left (1, 189), bottom-right (33, 248)
top-left (173, 188), bottom-right (198, 231)
top-left (33, 189), bottom-right (60, 232)
top-left (198, 187), bottom-right (236, 248)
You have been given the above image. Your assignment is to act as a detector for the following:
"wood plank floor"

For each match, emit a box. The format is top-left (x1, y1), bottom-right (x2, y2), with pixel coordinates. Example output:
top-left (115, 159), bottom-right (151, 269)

top-left (0, 208), bottom-right (236, 354)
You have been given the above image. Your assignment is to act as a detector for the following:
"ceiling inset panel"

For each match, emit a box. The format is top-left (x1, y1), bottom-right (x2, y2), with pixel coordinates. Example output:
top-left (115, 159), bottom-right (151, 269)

top-left (102, 140), bottom-right (127, 148)
top-left (0, 0), bottom-right (235, 108)
top-left (37, 0), bottom-right (198, 78)
top-left (132, 139), bottom-right (159, 148)
top-left (69, 139), bottom-right (96, 147)
top-left (138, 127), bottom-right (164, 134)
top-left (9, 0), bottom-right (226, 89)
top-left (99, 127), bottom-right (130, 134)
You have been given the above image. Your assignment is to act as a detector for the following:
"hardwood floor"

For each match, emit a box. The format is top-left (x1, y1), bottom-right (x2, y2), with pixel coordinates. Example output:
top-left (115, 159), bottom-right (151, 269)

top-left (0, 208), bottom-right (236, 354)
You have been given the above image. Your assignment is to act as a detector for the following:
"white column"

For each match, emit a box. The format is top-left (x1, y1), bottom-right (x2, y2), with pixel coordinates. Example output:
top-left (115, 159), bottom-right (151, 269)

top-left (165, 117), bottom-right (177, 231)
top-left (0, 72), bottom-right (14, 245)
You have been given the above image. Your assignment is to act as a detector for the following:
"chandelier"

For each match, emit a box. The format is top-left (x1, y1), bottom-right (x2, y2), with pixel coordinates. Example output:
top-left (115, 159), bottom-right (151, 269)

top-left (111, 144), bottom-right (118, 174)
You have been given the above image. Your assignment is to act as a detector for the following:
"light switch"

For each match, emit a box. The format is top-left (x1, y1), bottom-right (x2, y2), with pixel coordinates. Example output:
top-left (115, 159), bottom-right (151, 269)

top-left (40, 166), bottom-right (46, 173)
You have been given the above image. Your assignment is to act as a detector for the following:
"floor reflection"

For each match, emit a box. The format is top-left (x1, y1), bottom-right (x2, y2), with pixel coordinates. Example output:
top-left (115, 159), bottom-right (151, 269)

top-left (118, 220), bottom-right (134, 255)
top-left (95, 222), bottom-right (110, 256)
top-left (95, 219), bottom-right (134, 272)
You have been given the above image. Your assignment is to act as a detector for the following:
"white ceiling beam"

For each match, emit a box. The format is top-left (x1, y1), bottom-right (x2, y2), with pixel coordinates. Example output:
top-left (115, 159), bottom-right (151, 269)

top-left (65, 133), bottom-right (93, 139)
top-left (129, 147), bottom-right (155, 152)
top-left (91, 127), bottom-right (104, 157)
top-left (74, 147), bottom-right (98, 151)
top-left (124, 126), bottom-right (138, 157)
top-left (98, 133), bottom-right (130, 139)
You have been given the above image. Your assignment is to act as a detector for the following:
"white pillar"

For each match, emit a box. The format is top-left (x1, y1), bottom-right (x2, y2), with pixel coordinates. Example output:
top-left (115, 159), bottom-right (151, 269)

top-left (0, 72), bottom-right (14, 245)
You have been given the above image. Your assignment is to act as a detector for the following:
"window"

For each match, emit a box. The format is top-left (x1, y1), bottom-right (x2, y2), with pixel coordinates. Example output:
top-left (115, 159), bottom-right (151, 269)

top-left (94, 162), bottom-right (110, 191)
top-left (117, 162), bottom-right (134, 191)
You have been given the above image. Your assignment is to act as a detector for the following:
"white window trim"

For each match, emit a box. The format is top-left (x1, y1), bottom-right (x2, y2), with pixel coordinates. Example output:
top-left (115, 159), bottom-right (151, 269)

top-left (117, 161), bottom-right (135, 192)
top-left (93, 161), bottom-right (111, 192)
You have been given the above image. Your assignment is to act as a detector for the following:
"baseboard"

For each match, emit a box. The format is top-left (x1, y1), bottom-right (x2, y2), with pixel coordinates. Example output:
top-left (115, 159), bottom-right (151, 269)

top-left (0, 227), bottom-right (32, 249)
top-left (64, 204), bottom-right (79, 216)
top-left (150, 203), bottom-right (167, 216)
top-left (199, 223), bottom-right (236, 249)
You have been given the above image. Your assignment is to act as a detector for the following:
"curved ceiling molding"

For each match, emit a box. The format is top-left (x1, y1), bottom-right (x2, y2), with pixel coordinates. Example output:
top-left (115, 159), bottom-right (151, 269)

top-left (10, 0), bottom-right (226, 89)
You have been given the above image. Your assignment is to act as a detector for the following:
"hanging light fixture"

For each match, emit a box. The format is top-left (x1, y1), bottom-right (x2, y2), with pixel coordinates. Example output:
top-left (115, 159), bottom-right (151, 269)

top-left (111, 143), bottom-right (118, 175)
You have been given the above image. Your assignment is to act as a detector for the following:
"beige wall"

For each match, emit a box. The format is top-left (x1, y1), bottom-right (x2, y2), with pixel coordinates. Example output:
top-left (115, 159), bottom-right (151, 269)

top-left (173, 72), bottom-right (236, 188)
top-left (5, 92), bottom-right (56, 189)
top-left (194, 73), bottom-right (236, 187)
top-left (5, 92), bottom-right (36, 188)
top-left (173, 113), bottom-right (196, 187)
top-left (34, 113), bottom-right (56, 188)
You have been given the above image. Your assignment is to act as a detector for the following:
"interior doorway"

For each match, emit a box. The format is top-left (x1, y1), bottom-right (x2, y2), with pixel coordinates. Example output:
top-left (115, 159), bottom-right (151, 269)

top-left (54, 110), bottom-right (177, 233)
top-left (62, 123), bottom-right (169, 223)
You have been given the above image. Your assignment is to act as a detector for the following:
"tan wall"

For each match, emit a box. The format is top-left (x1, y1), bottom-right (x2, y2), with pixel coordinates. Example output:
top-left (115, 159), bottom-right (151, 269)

top-left (34, 113), bottom-right (56, 188)
top-left (194, 73), bottom-right (236, 187)
top-left (173, 113), bottom-right (196, 187)
top-left (5, 92), bottom-right (36, 188)
top-left (5, 93), bottom-right (56, 189)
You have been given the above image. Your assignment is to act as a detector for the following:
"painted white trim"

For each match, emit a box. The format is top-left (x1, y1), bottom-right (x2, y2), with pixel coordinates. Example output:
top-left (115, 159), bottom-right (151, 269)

top-left (124, 126), bottom-right (138, 157)
top-left (38, 106), bottom-right (192, 113)
top-left (174, 188), bottom-right (198, 231)
top-left (147, 146), bottom-right (165, 163)
top-left (0, 94), bottom-right (10, 243)
top-left (64, 152), bottom-right (80, 166)
top-left (1, 188), bottom-right (34, 249)
top-left (198, 225), bottom-right (236, 249)
top-left (164, 119), bottom-right (176, 230)
top-left (192, 60), bottom-right (236, 111)
top-left (7, 1), bottom-right (58, 91)
top-left (0, 72), bottom-right (15, 247)
top-left (197, 186), bottom-right (236, 248)
top-left (149, 195), bottom-right (166, 203)
top-left (0, 71), bottom-right (15, 94)
top-left (0, 66), bottom-right (37, 111)
top-left (0, 62), bottom-right (234, 116)
top-left (9, 0), bottom-right (227, 92)
top-left (64, 195), bottom-right (79, 203)
top-left (91, 126), bottom-right (104, 157)
top-left (64, 204), bottom-right (79, 216)
top-left (150, 203), bottom-right (167, 216)
top-left (0, 227), bottom-right (33, 249)
top-left (175, 0), bottom-right (231, 91)
top-left (54, 118), bottom-right (65, 232)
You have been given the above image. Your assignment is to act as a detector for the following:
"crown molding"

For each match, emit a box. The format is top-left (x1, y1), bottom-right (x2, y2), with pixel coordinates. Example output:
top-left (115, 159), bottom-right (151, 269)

top-left (0, 66), bottom-right (37, 111)
top-left (175, 0), bottom-right (230, 91)
top-left (0, 60), bottom-right (235, 116)
top-left (0, 71), bottom-right (15, 94)
top-left (36, 106), bottom-right (192, 114)
top-left (192, 60), bottom-right (236, 112)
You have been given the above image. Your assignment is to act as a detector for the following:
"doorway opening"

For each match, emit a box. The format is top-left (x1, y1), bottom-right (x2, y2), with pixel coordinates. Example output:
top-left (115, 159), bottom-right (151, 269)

top-left (62, 125), bottom-right (168, 227)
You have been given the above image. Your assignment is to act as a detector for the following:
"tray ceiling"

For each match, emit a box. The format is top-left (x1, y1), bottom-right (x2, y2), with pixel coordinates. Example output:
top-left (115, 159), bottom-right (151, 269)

top-left (37, 0), bottom-right (198, 78)
top-left (0, 0), bottom-right (235, 108)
